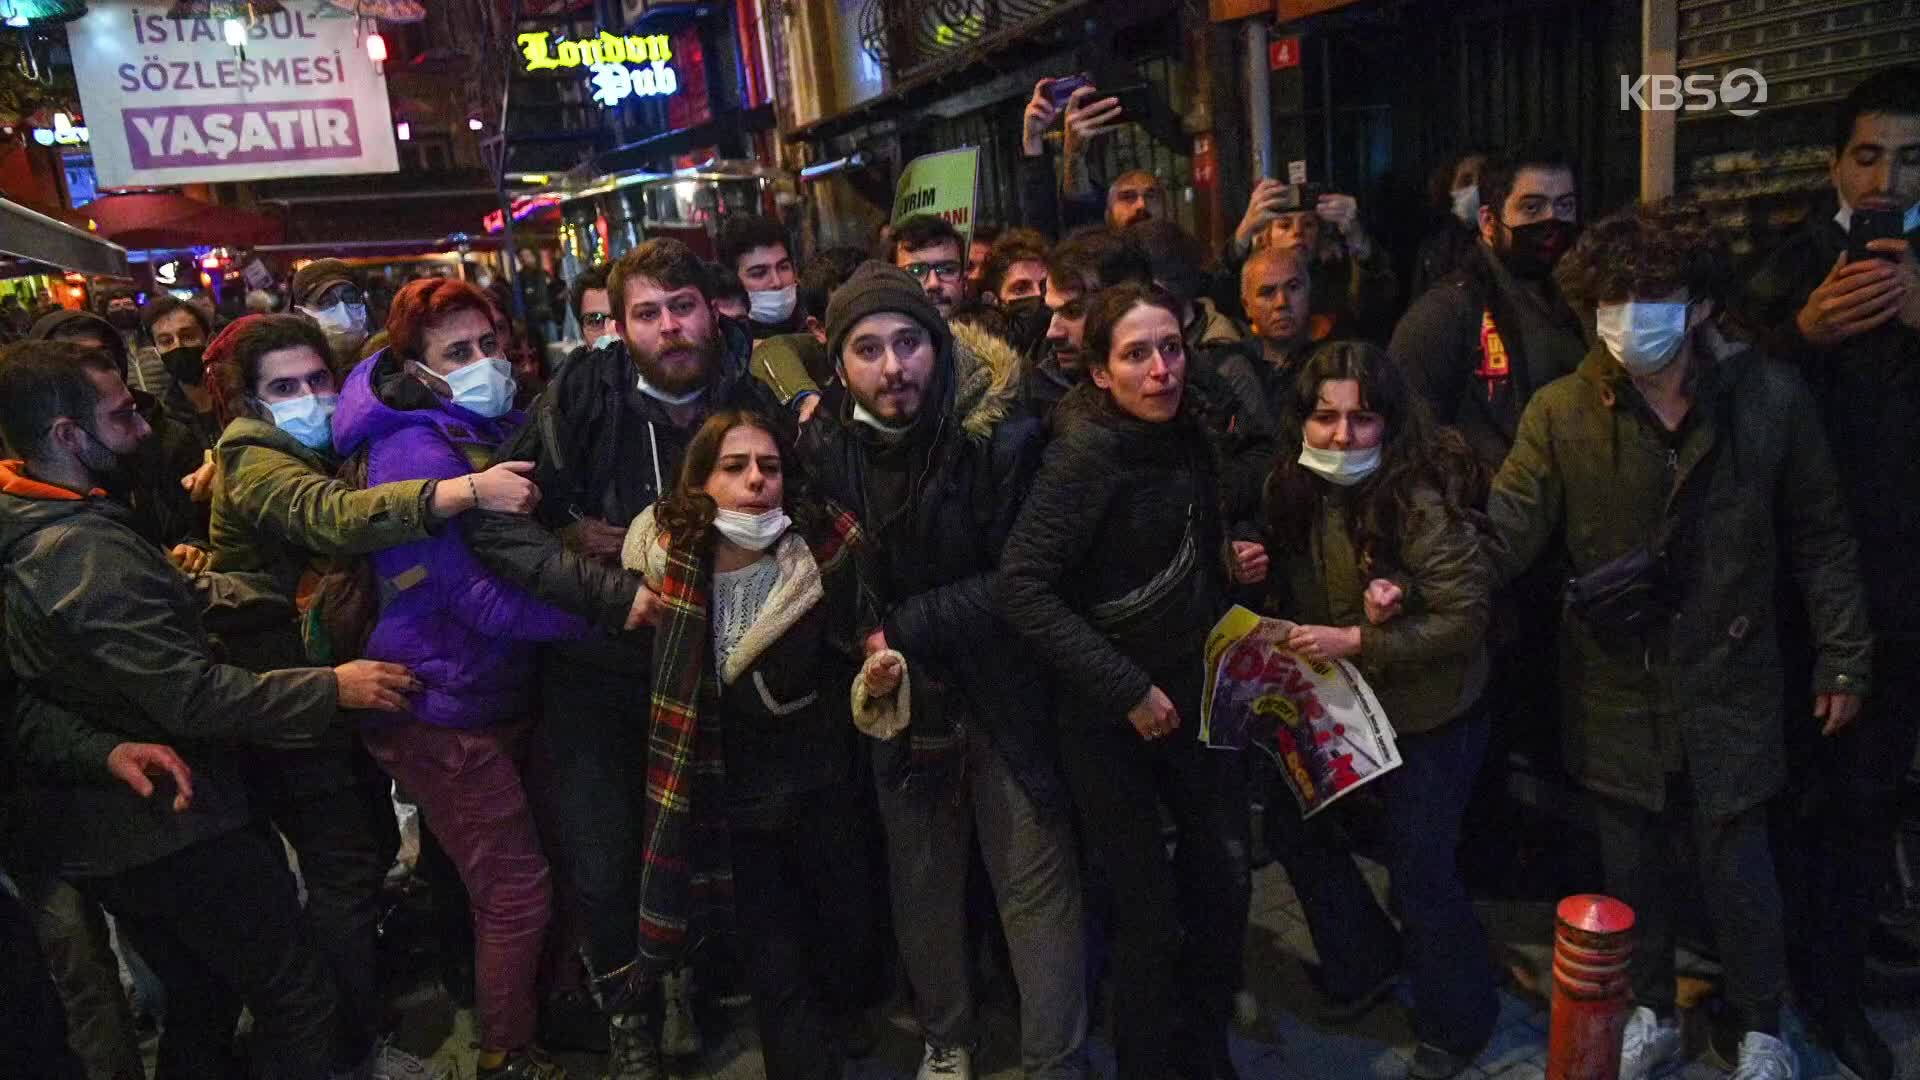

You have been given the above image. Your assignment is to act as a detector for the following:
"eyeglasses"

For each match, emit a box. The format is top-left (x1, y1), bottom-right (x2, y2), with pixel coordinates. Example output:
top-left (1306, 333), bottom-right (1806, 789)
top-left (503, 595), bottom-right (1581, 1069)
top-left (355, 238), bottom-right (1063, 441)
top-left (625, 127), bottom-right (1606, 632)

top-left (903, 261), bottom-right (963, 283)
top-left (581, 312), bottom-right (614, 329)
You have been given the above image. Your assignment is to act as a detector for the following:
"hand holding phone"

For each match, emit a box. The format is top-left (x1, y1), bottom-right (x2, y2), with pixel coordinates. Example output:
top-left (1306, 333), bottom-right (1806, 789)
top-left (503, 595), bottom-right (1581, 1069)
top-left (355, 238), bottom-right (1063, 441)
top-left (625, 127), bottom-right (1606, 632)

top-left (1848, 208), bottom-right (1906, 263)
top-left (1045, 74), bottom-right (1094, 110)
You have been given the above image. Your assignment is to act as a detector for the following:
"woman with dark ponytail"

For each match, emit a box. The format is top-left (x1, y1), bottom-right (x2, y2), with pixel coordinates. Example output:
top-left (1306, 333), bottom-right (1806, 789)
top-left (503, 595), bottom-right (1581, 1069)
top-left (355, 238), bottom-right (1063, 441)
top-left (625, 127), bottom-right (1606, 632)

top-left (1260, 340), bottom-right (1499, 1080)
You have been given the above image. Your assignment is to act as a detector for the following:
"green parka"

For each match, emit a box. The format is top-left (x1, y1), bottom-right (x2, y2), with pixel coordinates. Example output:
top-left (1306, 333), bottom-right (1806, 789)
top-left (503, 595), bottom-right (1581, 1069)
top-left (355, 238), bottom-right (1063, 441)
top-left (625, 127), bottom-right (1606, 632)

top-left (1271, 485), bottom-right (1491, 735)
top-left (1484, 326), bottom-right (1872, 817)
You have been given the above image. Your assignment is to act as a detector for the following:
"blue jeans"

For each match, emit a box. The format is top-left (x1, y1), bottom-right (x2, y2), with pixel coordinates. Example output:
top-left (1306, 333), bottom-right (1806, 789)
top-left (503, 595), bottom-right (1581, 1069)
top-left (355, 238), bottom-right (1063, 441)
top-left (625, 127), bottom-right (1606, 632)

top-left (1265, 708), bottom-right (1498, 1055)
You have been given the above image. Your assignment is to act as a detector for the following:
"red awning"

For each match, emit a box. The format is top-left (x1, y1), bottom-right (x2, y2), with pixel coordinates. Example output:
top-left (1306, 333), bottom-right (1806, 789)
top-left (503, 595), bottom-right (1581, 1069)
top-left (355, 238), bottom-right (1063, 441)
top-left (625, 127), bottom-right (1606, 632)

top-left (77, 192), bottom-right (284, 251)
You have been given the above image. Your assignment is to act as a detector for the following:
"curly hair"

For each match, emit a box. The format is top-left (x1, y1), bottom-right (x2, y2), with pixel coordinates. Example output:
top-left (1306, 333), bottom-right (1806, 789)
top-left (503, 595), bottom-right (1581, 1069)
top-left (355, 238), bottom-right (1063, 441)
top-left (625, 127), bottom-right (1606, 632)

top-left (1264, 341), bottom-right (1487, 567)
top-left (203, 314), bottom-right (332, 430)
top-left (652, 410), bottom-right (831, 547)
top-left (1553, 198), bottom-right (1732, 309)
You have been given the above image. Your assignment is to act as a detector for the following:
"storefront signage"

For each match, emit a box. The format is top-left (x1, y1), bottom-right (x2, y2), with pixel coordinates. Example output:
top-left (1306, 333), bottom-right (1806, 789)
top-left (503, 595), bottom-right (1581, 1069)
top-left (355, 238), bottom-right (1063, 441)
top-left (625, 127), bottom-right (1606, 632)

top-left (516, 30), bottom-right (678, 108)
top-left (892, 147), bottom-right (979, 248)
top-left (67, 5), bottom-right (399, 188)
top-left (32, 112), bottom-right (90, 146)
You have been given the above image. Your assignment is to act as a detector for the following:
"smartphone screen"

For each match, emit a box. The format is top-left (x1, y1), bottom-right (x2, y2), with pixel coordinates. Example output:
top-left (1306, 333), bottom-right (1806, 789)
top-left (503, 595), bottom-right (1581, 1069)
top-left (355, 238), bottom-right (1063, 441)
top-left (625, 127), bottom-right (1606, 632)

top-left (1848, 208), bottom-right (1906, 263)
top-left (1046, 74), bottom-right (1094, 110)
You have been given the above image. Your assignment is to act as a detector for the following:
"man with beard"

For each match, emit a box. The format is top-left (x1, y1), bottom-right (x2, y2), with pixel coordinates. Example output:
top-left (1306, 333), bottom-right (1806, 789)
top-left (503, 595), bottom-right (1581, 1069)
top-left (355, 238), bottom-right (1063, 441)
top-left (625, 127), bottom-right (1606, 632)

top-left (1389, 147), bottom-right (1585, 472)
top-left (0, 340), bottom-right (419, 1080)
top-left (889, 215), bottom-right (970, 319)
top-left (801, 262), bottom-right (1088, 1080)
top-left (291, 259), bottom-right (372, 369)
top-left (1388, 147), bottom-right (1585, 893)
top-left (139, 298), bottom-right (222, 504)
top-left (463, 238), bottom-right (786, 1078)
top-left (27, 308), bottom-right (206, 556)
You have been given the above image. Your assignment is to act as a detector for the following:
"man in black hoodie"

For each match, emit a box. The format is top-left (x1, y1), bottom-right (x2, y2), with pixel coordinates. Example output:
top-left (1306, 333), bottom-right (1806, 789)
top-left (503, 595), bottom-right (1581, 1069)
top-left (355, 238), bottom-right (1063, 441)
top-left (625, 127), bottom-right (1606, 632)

top-left (800, 262), bottom-right (1088, 1080)
top-left (1732, 64), bottom-right (1920, 1080)
top-left (464, 238), bottom-right (786, 1075)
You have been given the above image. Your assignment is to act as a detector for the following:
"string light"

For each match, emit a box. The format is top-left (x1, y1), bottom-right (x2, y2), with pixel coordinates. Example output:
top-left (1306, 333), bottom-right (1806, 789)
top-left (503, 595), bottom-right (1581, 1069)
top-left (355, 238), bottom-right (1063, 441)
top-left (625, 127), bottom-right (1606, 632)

top-left (365, 32), bottom-right (387, 63)
top-left (395, 121), bottom-right (411, 141)
top-left (222, 17), bottom-right (246, 47)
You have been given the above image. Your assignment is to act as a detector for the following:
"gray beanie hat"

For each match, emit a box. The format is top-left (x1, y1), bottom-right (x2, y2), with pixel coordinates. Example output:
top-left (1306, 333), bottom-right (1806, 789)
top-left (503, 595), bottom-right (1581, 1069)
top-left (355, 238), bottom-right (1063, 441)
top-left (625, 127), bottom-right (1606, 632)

top-left (824, 260), bottom-right (951, 370)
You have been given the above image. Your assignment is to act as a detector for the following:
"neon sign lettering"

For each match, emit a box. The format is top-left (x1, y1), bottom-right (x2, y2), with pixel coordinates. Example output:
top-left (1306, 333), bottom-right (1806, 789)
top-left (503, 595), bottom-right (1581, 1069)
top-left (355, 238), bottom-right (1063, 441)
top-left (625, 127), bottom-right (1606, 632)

top-left (516, 30), bottom-right (678, 107)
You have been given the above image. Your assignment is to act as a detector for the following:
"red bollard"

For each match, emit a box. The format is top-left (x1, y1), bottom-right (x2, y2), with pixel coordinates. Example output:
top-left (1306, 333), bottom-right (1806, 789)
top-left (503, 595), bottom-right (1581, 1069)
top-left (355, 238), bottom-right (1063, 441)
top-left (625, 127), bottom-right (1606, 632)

top-left (1547, 894), bottom-right (1636, 1080)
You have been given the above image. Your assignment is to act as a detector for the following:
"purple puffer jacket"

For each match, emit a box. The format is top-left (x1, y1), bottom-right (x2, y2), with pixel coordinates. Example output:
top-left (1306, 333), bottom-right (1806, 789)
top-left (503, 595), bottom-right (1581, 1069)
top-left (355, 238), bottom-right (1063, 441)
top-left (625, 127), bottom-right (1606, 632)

top-left (333, 350), bottom-right (590, 728)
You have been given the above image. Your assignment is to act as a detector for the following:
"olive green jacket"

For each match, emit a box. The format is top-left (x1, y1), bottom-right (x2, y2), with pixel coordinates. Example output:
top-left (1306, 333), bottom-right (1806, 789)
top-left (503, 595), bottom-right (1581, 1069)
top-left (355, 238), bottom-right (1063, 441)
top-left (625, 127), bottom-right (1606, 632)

top-left (208, 419), bottom-right (437, 666)
top-left (1272, 485), bottom-right (1491, 735)
top-left (1484, 327), bottom-right (1872, 816)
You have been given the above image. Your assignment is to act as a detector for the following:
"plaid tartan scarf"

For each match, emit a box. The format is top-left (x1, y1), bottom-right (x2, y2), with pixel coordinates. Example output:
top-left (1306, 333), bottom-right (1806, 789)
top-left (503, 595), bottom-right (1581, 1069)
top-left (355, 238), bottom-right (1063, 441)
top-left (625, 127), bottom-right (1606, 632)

top-left (629, 527), bottom-right (732, 989)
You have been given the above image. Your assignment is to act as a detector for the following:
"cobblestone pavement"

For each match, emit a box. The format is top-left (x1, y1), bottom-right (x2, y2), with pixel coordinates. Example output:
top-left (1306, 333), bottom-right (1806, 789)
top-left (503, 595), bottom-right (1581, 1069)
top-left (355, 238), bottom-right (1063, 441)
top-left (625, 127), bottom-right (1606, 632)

top-left (392, 857), bottom-right (1920, 1080)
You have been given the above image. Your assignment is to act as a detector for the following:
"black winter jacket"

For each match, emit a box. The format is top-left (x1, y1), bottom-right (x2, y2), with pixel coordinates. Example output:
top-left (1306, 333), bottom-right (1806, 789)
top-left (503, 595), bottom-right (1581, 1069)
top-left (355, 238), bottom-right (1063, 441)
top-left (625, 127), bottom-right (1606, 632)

top-left (1389, 243), bottom-right (1587, 471)
top-left (997, 382), bottom-right (1238, 734)
top-left (798, 323), bottom-right (1064, 807)
top-left (1731, 208), bottom-right (1920, 643)
top-left (464, 318), bottom-right (786, 678)
top-left (1, 467), bottom-right (337, 877)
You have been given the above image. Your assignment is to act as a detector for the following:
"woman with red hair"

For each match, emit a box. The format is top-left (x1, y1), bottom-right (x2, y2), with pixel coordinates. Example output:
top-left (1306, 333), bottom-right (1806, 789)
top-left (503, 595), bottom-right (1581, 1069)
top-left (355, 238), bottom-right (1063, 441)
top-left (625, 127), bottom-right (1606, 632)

top-left (199, 311), bottom-right (543, 1080)
top-left (334, 278), bottom-right (593, 1080)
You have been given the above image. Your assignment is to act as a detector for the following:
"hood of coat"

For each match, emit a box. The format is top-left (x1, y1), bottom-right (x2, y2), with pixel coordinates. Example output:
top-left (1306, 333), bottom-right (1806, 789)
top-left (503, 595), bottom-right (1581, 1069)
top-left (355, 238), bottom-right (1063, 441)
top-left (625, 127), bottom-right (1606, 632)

top-left (332, 348), bottom-right (524, 458)
top-left (622, 504), bottom-right (824, 685)
top-left (0, 459), bottom-right (122, 558)
top-left (947, 320), bottom-right (1026, 442)
top-left (1187, 297), bottom-right (1244, 350)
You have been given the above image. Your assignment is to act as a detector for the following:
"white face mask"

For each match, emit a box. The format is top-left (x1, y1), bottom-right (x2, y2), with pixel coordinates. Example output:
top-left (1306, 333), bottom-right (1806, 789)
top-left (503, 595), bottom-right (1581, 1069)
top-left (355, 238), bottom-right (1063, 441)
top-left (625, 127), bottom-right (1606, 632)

top-left (1833, 199), bottom-right (1920, 235)
top-left (1595, 300), bottom-right (1691, 377)
top-left (748, 284), bottom-right (797, 325)
top-left (1297, 443), bottom-right (1381, 487)
top-left (713, 506), bottom-right (791, 551)
top-left (302, 302), bottom-right (367, 339)
top-left (418, 357), bottom-right (516, 418)
top-left (636, 371), bottom-right (706, 406)
top-left (264, 393), bottom-right (337, 451)
top-left (1450, 184), bottom-right (1481, 227)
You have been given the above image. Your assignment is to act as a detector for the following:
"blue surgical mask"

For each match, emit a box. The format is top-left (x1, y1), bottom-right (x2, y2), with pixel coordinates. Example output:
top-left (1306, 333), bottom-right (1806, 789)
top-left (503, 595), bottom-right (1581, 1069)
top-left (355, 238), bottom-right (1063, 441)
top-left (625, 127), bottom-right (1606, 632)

top-left (748, 284), bottom-right (797, 325)
top-left (264, 393), bottom-right (337, 451)
top-left (1595, 301), bottom-right (1691, 376)
top-left (418, 357), bottom-right (516, 418)
top-left (592, 333), bottom-right (620, 351)
top-left (1450, 184), bottom-right (1480, 227)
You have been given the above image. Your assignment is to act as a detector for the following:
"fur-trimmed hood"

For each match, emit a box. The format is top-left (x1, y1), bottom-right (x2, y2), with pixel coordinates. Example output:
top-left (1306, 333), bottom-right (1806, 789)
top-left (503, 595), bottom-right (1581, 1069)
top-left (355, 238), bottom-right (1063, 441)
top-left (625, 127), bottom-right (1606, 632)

top-left (947, 320), bottom-right (1026, 442)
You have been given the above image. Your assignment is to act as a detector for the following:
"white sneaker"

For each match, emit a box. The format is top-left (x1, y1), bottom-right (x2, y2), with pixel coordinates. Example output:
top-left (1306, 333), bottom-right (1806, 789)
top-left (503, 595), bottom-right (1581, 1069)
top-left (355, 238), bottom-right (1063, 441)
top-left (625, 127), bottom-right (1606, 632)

top-left (660, 966), bottom-right (702, 1058)
top-left (1729, 1031), bottom-right (1795, 1080)
top-left (369, 1037), bottom-right (454, 1080)
top-left (916, 1043), bottom-right (973, 1080)
top-left (1619, 1006), bottom-right (1684, 1080)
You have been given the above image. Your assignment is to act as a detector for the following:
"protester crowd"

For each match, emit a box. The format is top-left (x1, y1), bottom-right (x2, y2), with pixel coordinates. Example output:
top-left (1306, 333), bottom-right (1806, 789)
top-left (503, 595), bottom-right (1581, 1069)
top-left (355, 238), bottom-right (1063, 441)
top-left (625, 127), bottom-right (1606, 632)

top-left (3, 62), bottom-right (1919, 1080)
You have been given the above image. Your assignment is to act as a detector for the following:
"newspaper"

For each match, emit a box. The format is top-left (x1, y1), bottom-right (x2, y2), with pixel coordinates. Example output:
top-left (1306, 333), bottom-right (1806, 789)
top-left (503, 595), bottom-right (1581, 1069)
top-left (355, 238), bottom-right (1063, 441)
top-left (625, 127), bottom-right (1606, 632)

top-left (1200, 605), bottom-right (1401, 818)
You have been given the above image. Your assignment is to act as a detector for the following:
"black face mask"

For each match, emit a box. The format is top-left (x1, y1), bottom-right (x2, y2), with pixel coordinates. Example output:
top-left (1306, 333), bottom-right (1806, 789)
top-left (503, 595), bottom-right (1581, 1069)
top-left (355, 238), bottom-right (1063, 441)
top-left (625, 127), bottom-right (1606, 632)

top-left (106, 309), bottom-right (141, 332)
top-left (162, 345), bottom-right (206, 386)
top-left (1003, 296), bottom-right (1052, 358)
top-left (1497, 218), bottom-right (1577, 280)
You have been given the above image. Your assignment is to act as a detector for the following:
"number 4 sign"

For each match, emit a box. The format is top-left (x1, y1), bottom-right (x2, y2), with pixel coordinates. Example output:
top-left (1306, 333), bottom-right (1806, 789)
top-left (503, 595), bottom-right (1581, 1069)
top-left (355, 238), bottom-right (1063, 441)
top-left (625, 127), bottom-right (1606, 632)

top-left (1269, 36), bottom-right (1301, 70)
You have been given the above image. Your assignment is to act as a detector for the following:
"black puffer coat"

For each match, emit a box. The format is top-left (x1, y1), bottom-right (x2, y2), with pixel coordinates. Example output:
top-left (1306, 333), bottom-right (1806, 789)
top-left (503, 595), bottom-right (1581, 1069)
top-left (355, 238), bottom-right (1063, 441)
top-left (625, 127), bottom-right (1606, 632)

top-left (997, 381), bottom-right (1238, 734)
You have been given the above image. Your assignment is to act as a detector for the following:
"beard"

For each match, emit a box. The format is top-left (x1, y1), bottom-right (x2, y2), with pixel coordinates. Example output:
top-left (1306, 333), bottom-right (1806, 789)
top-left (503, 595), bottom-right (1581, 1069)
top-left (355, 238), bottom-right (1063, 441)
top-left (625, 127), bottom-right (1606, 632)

top-left (633, 327), bottom-right (720, 394)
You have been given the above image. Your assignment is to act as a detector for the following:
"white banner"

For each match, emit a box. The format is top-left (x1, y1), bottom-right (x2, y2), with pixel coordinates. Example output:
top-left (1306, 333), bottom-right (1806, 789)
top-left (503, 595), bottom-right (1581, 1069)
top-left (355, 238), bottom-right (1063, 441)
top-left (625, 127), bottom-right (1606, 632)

top-left (70, 2), bottom-right (399, 189)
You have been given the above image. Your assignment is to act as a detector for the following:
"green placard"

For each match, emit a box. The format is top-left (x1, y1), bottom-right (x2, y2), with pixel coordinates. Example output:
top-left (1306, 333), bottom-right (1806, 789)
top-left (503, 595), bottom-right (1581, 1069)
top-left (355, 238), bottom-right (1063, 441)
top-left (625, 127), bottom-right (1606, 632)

top-left (892, 147), bottom-right (980, 248)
